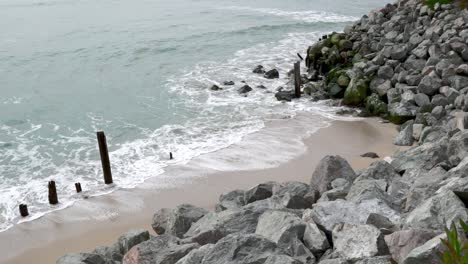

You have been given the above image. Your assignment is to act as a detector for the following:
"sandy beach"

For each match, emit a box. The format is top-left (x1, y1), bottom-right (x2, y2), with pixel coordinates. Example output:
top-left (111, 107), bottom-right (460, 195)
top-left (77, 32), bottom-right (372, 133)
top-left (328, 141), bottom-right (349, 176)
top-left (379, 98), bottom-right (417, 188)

top-left (0, 114), bottom-right (401, 264)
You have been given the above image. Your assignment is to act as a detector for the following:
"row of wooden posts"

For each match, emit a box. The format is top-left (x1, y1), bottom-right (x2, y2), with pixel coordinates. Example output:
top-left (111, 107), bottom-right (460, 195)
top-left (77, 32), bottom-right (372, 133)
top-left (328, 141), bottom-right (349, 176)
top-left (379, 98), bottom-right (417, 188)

top-left (18, 60), bottom-right (302, 218)
top-left (18, 131), bottom-right (175, 217)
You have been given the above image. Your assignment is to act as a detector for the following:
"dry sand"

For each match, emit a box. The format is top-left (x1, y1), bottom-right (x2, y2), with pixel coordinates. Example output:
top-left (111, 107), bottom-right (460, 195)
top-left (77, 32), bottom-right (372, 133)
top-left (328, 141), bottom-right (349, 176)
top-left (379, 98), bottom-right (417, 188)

top-left (0, 115), bottom-right (401, 264)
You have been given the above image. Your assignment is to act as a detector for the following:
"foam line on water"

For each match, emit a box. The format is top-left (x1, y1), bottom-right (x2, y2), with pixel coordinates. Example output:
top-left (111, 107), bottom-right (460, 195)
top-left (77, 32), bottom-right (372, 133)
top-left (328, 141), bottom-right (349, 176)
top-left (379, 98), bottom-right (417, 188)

top-left (222, 6), bottom-right (359, 23)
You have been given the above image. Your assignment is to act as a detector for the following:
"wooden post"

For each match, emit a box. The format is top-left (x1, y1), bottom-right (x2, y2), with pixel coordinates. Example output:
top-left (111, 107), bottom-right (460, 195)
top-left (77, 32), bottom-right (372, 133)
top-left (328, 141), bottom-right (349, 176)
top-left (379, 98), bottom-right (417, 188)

top-left (75, 183), bottom-right (82, 193)
top-left (169, 152), bottom-right (173, 160)
top-left (97, 131), bottom-right (113, 184)
top-left (19, 204), bottom-right (29, 217)
top-left (48, 181), bottom-right (58, 205)
top-left (294, 61), bottom-right (301, 98)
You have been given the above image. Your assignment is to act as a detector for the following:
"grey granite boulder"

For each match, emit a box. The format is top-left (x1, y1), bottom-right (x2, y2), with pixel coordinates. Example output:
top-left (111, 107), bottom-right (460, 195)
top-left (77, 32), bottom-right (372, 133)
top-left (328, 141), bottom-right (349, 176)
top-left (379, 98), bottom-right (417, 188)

top-left (384, 229), bottom-right (439, 263)
top-left (200, 234), bottom-right (283, 264)
top-left (310, 199), bottom-right (400, 232)
top-left (332, 224), bottom-right (389, 259)
top-left (215, 190), bottom-right (245, 212)
top-left (175, 244), bottom-right (215, 264)
top-left (402, 233), bottom-right (446, 264)
top-left (391, 137), bottom-right (448, 172)
top-left (255, 210), bottom-right (315, 263)
top-left (264, 255), bottom-right (302, 264)
top-left (57, 253), bottom-right (108, 264)
top-left (404, 190), bottom-right (468, 231)
top-left (310, 155), bottom-right (356, 195)
top-left (345, 180), bottom-right (393, 207)
top-left (255, 210), bottom-right (305, 245)
top-left (122, 234), bottom-right (199, 264)
top-left (302, 209), bottom-right (331, 255)
top-left (274, 181), bottom-right (313, 209)
top-left (418, 75), bottom-right (442, 96)
top-left (355, 161), bottom-right (399, 184)
top-left (414, 93), bottom-right (430, 107)
top-left (118, 230), bottom-right (151, 256)
top-left (244, 182), bottom-right (277, 204)
top-left (352, 256), bottom-right (393, 264)
top-left (393, 121), bottom-right (414, 146)
top-left (152, 204), bottom-right (208, 238)
top-left (183, 208), bottom-right (263, 245)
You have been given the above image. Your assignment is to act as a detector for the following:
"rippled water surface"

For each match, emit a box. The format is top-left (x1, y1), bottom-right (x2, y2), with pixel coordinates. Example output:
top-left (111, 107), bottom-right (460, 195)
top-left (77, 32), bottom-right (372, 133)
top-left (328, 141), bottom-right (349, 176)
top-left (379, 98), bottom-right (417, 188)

top-left (0, 0), bottom-right (388, 231)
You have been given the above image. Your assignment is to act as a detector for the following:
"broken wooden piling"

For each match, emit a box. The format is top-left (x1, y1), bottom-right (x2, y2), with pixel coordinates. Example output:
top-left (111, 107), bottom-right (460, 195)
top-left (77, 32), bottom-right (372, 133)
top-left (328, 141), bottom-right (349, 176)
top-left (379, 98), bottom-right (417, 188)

top-left (97, 131), bottom-right (113, 184)
top-left (75, 182), bottom-right (82, 193)
top-left (19, 204), bottom-right (29, 217)
top-left (48, 180), bottom-right (59, 205)
top-left (294, 61), bottom-right (301, 98)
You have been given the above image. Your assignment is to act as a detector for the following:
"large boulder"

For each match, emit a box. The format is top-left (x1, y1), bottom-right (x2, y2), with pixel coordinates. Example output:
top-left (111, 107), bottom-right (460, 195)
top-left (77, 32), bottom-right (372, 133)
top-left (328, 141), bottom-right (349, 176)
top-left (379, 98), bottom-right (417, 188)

top-left (302, 209), bottom-right (331, 255)
top-left (200, 234), bottom-right (283, 264)
top-left (57, 253), bottom-right (108, 264)
top-left (274, 181), bottom-right (313, 209)
top-left (418, 75), bottom-right (442, 96)
top-left (355, 161), bottom-right (400, 184)
top-left (255, 210), bottom-right (315, 262)
top-left (343, 78), bottom-right (369, 106)
top-left (448, 130), bottom-right (468, 160)
top-left (264, 69), bottom-right (279, 79)
top-left (402, 234), bottom-right (446, 264)
top-left (384, 229), bottom-right (439, 263)
top-left (393, 121), bottom-right (414, 146)
top-left (87, 230), bottom-right (150, 263)
top-left (332, 224), bottom-right (389, 259)
top-left (404, 190), bottom-right (468, 231)
top-left (183, 208), bottom-right (263, 245)
top-left (264, 255), bottom-right (302, 264)
top-left (345, 180), bottom-right (396, 209)
top-left (309, 199), bottom-right (400, 232)
top-left (391, 138), bottom-right (448, 172)
top-left (174, 244), bottom-right (215, 264)
top-left (215, 190), bottom-right (245, 212)
top-left (152, 204), bottom-right (208, 238)
top-left (122, 234), bottom-right (199, 264)
top-left (310, 155), bottom-right (357, 196)
top-left (244, 182), bottom-right (277, 204)
top-left (365, 94), bottom-right (388, 116)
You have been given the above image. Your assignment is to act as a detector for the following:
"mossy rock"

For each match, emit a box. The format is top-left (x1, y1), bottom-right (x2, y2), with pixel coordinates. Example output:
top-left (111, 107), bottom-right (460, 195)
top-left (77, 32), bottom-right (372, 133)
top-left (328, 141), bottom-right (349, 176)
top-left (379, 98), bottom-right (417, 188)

top-left (338, 39), bottom-right (353, 51)
top-left (385, 114), bottom-right (415, 125)
top-left (343, 78), bottom-right (370, 106)
top-left (330, 33), bottom-right (343, 45)
top-left (337, 75), bottom-right (350, 88)
top-left (326, 68), bottom-right (349, 85)
top-left (365, 94), bottom-right (388, 116)
top-left (418, 104), bottom-right (434, 113)
top-left (328, 83), bottom-right (345, 98)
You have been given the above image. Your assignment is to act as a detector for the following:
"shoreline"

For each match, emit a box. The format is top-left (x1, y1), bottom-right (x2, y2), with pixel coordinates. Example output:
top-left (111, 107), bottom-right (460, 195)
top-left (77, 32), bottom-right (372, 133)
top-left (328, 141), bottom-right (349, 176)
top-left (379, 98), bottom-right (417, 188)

top-left (0, 114), bottom-right (400, 264)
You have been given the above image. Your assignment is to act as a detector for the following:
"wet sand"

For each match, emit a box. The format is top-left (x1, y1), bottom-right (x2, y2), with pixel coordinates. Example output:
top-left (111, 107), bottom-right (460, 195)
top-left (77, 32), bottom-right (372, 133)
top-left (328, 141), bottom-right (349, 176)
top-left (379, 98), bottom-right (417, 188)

top-left (0, 116), bottom-right (401, 264)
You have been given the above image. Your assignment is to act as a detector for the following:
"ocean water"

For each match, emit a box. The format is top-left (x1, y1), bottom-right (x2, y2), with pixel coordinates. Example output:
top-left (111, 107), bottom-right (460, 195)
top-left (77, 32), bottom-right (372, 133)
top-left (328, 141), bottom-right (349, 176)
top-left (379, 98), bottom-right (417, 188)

top-left (0, 0), bottom-right (388, 231)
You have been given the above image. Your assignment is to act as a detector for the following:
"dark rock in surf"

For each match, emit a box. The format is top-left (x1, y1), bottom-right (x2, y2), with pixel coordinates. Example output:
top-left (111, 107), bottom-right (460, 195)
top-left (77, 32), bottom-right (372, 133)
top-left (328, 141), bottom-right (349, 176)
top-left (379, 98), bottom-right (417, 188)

top-left (253, 65), bottom-right (265, 74)
top-left (275, 90), bottom-right (295, 102)
top-left (223, 81), bottom-right (235, 85)
top-left (264, 69), bottom-right (279, 79)
top-left (210, 85), bottom-right (222, 91)
top-left (238, 85), bottom-right (253, 94)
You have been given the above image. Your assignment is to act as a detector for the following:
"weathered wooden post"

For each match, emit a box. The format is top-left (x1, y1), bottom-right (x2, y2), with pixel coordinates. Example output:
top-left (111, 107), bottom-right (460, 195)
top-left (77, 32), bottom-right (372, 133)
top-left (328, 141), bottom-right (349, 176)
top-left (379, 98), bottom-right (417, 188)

top-left (75, 183), bottom-right (82, 193)
top-left (97, 131), bottom-right (113, 184)
top-left (19, 204), bottom-right (29, 217)
top-left (169, 152), bottom-right (173, 160)
top-left (294, 61), bottom-right (301, 98)
top-left (48, 181), bottom-right (58, 205)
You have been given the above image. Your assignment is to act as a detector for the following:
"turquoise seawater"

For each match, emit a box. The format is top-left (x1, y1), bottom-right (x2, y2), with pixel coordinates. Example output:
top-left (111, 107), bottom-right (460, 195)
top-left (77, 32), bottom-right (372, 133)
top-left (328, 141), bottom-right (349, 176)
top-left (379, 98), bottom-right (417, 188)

top-left (0, 0), bottom-right (388, 231)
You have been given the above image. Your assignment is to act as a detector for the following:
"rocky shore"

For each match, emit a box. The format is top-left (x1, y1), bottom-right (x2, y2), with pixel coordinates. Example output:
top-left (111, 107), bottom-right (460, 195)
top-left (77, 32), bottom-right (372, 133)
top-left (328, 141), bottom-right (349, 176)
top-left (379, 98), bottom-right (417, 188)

top-left (57, 0), bottom-right (468, 263)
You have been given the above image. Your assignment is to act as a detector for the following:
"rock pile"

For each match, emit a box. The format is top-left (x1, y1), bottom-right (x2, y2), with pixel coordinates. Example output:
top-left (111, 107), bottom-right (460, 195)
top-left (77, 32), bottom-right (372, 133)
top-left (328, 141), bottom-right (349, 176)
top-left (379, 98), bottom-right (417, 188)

top-left (304, 0), bottom-right (468, 128)
top-left (58, 149), bottom-right (468, 263)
